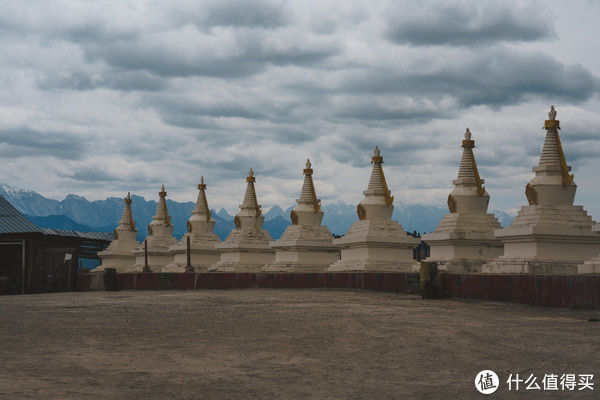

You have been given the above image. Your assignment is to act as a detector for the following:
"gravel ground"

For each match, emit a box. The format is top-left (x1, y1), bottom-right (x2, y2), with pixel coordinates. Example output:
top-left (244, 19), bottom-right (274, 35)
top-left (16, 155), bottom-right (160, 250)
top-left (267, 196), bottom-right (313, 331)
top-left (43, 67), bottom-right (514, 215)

top-left (0, 289), bottom-right (599, 399)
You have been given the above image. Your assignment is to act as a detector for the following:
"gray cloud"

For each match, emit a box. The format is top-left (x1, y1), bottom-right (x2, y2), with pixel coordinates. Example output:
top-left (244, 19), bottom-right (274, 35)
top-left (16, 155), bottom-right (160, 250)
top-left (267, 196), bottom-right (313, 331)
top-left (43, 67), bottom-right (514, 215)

top-left (385, 1), bottom-right (554, 46)
top-left (338, 49), bottom-right (599, 107)
top-left (38, 70), bottom-right (168, 92)
top-left (332, 98), bottom-right (447, 123)
top-left (0, 127), bottom-right (88, 160)
top-left (202, 0), bottom-right (288, 29)
top-left (82, 34), bottom-right (339, 79)
top-left (1, 1), bottom-right (600, 218)
top-left (69, 167), bottom-right (121, 182)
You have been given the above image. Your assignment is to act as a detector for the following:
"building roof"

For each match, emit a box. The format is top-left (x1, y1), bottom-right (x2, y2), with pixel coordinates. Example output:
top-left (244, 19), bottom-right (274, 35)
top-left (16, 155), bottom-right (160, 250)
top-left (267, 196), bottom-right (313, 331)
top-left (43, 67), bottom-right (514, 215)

top-left (0, 195), bottom-right (112, 242)
top-left (40, 228), bottom-right (113, 242)
top-left (0, 195), bottom-right (42, 234)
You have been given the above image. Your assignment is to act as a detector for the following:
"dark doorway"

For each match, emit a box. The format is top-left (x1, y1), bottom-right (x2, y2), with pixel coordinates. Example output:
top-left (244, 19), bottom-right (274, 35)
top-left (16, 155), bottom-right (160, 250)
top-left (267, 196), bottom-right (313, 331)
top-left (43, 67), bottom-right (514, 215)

top-left (0, 243), bottom-right (22, 295)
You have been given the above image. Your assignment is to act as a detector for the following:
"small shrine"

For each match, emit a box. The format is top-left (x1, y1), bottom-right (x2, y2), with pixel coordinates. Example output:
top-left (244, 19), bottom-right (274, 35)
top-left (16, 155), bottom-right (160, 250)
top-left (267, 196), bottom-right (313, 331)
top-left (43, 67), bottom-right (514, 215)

top-left (165, 177), bottom-right (220, 272)
top-left (422, 129), bottom-right (502, 272)
top-left (483, 107), bottom-right (600, 274)
top-left (265, 160), bottom-right (338, 272)
top-left (130, 185), bottom-right (177, 272)
top-left (210, 169), bottom-right (274, 272)
top-left (96, 192), bottom-right (139, 272)
top-left (328, 147), bottom-right (420, 272)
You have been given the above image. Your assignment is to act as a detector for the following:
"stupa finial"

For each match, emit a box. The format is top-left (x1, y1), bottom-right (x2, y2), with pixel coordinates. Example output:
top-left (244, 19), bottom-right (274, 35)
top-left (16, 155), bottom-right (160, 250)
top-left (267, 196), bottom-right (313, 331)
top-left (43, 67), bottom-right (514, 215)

top-left (159, 184), bottom-right (166, 196)
top-left (247, 168), bottom-right (255, 182)
top-left (372, 146), bottom-right (383, 164)
top-left (198, 176), bottom-right (206, 190)
top-left (303, 159), bottom-right (313, 176)
top-left (462, 128), bottom-right (475, 148)
top-left (125, 192), bottom-right (132, 204)
top-left (549, 105), bottom-right (557, 121)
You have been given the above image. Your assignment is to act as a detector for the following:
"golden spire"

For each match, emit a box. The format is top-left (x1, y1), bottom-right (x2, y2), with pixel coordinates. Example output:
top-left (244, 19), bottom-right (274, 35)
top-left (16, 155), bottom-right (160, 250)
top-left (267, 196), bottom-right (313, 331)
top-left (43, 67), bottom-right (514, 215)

top-left (542, 105), bottom-right (573, 186)
top-left (118, 192), bottom-right (136, 231)
top-left (369, 146), bottom-right (394, 206)
top-left (460, 128), bottom-right (485, 196)
top-left (195, 176), bottom-right (211, 222)
top-left (155, 184), bottom-right (171, 226)
top-left (299, 158), bottom-right (321, 211)
top-left (242, 168), bottom-right (262, 216)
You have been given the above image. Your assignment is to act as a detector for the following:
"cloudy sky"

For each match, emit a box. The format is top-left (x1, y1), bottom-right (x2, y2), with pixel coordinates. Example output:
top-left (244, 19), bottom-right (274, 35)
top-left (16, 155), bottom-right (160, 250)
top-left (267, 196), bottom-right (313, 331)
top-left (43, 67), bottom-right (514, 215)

top-left (0, 0), bottom-right (599, 217)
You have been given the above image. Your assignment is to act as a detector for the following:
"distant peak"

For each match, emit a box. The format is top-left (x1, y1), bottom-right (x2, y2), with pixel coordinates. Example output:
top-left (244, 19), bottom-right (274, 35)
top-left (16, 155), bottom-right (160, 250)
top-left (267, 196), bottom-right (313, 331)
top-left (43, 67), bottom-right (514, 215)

top-left (0, 183), bottom-right (36, 195)
top-left (64, 194), bottom-right (86, 201)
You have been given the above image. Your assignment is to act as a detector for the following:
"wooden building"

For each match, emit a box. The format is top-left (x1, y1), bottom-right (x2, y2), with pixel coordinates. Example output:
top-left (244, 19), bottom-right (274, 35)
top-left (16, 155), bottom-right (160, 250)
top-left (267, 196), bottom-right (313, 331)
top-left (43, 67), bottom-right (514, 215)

top-left (0, 195), bottom-right (112, 295)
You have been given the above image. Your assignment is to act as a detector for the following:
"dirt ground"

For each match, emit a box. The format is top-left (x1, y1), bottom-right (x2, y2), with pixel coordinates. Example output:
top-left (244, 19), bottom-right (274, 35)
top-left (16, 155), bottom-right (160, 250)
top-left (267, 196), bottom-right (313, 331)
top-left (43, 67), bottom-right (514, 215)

top-left (0, 289), bottom-right (598, 399)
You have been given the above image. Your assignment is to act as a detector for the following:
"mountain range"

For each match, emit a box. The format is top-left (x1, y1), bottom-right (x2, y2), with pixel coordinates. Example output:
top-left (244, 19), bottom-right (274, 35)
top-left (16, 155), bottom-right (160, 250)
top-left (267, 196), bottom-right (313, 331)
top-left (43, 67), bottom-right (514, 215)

top-left (0, 183), bottom-right (513, 241)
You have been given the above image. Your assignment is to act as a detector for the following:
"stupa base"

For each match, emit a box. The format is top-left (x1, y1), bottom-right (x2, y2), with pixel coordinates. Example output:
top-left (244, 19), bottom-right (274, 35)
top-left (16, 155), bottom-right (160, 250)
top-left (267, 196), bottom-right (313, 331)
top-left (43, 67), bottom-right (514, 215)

top-left (327, 260), bottom-right (419, 273)
top-left (210, 262), bottom-right (269, 273)
top-left (329, 237), bottom-right (419, 273)
top-left (210, 247), bottom-right (274, 273)
top-left (164, 250), bottom-right (220, 272)
top-left (162, 263), bottom-right (198, 273)
top-left (424, 237), bottom-right (503, 262)
top-left (578, 258), bottom-right (600, 274)
top-left (129, 251), bottom-right (173, 272)
top-left (482, 257), bottom-right (579, 275)
top-left (266, 244), bottom-right (339, 273)
top-left (425, 259), bottom-right (492, 273)
top-left (263, 262), bottom-right (334, 273)
top-left (95, 253), bottom-right (136, 273)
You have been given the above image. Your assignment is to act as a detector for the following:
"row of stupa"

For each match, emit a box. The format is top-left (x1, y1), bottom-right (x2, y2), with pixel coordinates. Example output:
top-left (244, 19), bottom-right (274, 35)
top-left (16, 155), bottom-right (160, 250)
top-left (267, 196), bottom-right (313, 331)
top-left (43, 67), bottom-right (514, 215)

top-left (96, 106), bottom-right (600, 275)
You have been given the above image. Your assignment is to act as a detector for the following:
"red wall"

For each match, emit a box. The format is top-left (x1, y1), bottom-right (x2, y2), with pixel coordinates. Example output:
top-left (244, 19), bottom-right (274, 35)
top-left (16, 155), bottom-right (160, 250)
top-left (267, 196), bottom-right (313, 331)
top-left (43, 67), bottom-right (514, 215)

top-left (76, 272), bottom-right (600, 309)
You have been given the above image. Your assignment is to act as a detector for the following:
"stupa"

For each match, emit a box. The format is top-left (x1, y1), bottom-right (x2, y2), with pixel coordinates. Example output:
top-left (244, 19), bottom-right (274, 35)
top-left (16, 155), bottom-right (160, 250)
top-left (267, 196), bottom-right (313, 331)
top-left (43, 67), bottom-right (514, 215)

top-left (328, 147), bottom-right (420, 272)
top-left (130, 185), bottom-right (178, 272)
top-left (96, 192), bottom-right (139, 272)
top-left (422, 129), bottom-right (502, 272)
top-left (264, 159), bottom-right (338, 272)
top-left (164, 177), bottom-right (220, 272)
top-left (483, 106), bottom-right (600, 274)
top-left (210, 169), bottom-right (274, 272)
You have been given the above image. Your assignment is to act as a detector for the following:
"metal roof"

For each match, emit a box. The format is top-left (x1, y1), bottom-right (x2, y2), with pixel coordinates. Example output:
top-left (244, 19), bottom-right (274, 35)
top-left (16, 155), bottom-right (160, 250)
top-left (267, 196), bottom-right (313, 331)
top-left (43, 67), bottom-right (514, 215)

top-left (0, 195), bottom-right (113, 242)
top-left (40, 228), bottom-right (113, 242)
top-left (0, 195), bottom-right (42, 234)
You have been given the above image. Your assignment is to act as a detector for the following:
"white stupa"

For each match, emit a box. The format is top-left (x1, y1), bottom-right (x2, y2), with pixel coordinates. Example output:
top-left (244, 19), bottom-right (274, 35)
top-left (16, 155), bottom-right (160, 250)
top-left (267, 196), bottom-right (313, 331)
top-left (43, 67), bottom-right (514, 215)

top-left (264, 159), bottom-right (338, 272)
top-left (210, 169), bottom-right (274, 272)
top-left (164, 177), bottom-right (220, 272)
top-left (483, 106), bottom-right (600, 274)
top-left (96, 192), bottom-right (139, 272)
top-left (423, 129), bottom-right (502, 272)
top-left (328, 147), bottom-right (420, 272)
top-left (130, 185), bottom-right (178, 272)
